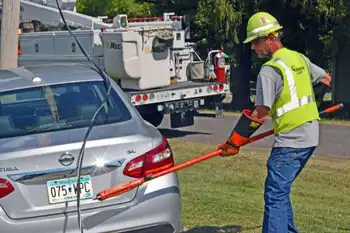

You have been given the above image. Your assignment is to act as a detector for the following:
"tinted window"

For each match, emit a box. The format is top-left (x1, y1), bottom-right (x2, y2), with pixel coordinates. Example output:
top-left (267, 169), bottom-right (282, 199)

top-left (0, 81), bottom-right (131, 138)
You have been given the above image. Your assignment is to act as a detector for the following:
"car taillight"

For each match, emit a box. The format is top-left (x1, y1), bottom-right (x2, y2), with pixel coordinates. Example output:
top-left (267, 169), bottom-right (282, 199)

top-left (123, 136), bottom-right (174, 178)
top-left (0, 178), bottom-right (14, 199)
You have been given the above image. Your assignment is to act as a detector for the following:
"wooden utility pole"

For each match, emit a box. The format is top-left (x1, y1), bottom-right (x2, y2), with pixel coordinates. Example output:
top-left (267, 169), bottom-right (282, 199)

top-left (0, 0), bottom-right (21, 69)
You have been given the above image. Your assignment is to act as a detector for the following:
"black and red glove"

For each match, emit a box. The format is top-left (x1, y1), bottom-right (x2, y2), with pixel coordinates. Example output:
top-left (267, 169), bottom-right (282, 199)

top-left (218, 109), bottom-right (264, 157)
top-left (314, 80), bottom-right (331, 105)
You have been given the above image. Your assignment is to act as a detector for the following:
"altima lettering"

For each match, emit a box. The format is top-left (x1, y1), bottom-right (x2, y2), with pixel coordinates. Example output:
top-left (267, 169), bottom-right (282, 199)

top-left (0, 167), bottom-right (19, 172)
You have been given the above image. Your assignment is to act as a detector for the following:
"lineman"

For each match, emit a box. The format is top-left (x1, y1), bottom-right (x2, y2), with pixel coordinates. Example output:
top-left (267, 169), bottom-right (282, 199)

top-left (218, 12), bottom-right (332, 233)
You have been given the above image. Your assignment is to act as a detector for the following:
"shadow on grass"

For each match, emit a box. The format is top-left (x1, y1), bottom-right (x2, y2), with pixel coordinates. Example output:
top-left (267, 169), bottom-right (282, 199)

top-left (184, 225), bottom-right (262, 233)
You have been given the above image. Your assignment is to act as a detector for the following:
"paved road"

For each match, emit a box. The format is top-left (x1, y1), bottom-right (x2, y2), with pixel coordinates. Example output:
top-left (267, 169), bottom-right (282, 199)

top-left (159, 113), bottom-right (350, 159)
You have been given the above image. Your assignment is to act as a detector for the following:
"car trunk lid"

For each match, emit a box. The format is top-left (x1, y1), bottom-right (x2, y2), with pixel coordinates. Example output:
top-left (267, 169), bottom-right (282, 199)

top-left (0, 125), bottom-right (155, 219)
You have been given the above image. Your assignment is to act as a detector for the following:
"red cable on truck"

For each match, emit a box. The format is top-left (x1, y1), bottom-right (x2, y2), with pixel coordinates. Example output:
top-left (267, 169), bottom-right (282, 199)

top-left (94, 103), bottom-right (344, 201)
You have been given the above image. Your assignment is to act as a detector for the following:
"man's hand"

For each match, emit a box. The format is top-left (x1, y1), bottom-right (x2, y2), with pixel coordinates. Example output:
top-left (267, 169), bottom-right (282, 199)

top-left (218, 109), bottom-right (265, 157)
top-left (217, 140), bottom-right (240, 157)
top-left (320, 72), bottom-right (332, 87)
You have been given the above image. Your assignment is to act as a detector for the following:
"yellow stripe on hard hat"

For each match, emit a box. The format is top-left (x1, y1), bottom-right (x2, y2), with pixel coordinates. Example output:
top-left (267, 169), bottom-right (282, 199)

top-left (248, 21), bottom-right (279, 37)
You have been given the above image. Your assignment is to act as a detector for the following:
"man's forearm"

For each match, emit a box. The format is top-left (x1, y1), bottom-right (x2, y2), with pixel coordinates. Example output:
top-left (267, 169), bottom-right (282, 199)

top-left (251, 106), bottom-right (269, 122)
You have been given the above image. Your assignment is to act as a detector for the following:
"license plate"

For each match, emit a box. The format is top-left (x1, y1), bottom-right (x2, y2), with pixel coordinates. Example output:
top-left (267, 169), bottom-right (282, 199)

top-left (47, 175), bottom-right (93, 204)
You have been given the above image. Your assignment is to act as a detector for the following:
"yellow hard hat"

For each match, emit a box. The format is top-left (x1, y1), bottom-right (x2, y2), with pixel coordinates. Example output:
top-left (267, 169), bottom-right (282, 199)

top-left (243, 12), bottom-right (283, 44)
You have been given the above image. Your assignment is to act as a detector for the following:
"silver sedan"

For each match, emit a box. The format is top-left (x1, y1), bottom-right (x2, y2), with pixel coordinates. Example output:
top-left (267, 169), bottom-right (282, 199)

top-left (0, 63), bottom-right (183, 233)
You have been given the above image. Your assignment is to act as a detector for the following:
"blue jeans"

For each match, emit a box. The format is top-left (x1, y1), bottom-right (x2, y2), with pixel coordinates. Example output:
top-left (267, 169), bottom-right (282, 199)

top-left (262, 146), bottom-right (316, 233)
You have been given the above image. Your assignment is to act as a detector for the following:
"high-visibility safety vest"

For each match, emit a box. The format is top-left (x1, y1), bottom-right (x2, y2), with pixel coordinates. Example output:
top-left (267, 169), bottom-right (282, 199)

top-left (263, 47), bottom-right (320, 134)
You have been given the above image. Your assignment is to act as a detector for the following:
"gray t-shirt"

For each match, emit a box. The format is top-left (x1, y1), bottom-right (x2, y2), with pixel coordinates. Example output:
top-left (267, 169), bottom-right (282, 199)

top-left (255, 55), bottom-right (326, 148)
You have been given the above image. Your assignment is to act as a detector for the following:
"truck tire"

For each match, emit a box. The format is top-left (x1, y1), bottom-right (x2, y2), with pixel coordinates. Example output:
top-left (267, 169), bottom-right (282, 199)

top-left (142, 111), bottom-right (164, 127)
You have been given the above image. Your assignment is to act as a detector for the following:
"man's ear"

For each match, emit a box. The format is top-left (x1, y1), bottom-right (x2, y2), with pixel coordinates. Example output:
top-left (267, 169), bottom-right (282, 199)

top-left (267, 33), bottom-right (278, 46)
top-left (266, 35), bottom-right (274, 46)
top-left (267, 34), bottom-right (275, 40)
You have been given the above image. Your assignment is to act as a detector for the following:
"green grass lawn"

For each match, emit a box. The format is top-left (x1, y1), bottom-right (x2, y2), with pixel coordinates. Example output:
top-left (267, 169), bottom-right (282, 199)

top-left (168, 139), bottom-right (350, 233)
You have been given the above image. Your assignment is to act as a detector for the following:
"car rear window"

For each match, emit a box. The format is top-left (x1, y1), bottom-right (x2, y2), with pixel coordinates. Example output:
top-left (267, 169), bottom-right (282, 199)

top-left (0, 81), bottom-right (132, 138)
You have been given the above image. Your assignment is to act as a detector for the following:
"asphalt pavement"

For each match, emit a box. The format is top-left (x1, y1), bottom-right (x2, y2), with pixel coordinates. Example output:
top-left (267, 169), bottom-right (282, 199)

top-left (159, 113), bottom-right (350, 159)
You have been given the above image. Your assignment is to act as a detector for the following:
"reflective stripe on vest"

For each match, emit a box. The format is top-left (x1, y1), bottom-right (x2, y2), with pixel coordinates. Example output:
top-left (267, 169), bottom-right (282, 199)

top-left (273, 58), bottom-right (315, 118)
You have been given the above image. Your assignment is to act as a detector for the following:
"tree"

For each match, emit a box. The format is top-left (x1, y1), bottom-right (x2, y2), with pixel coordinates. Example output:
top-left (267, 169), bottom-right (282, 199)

top-left (261, 0), bottom-right (350, 71)
top-left (76, 0), bottom-right (154, 18)
top-left (194, 0), bottom-right (255, 110)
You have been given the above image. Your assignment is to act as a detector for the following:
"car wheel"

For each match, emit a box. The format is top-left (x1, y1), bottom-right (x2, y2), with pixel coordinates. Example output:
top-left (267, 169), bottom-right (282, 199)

top-left (142, 111), bottom-right (164, 127)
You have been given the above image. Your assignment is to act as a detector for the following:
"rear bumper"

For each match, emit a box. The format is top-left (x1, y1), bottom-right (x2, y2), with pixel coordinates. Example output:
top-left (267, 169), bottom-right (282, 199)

top-left (0, 173), bottom-right (183, 233)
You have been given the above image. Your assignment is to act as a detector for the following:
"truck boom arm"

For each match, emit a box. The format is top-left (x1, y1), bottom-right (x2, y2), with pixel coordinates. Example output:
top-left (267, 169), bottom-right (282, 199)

top-left (0, 0), bottom-right (112, 30)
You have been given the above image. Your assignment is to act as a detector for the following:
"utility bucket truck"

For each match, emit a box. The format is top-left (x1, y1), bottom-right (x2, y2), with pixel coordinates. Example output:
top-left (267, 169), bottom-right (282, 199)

top-left (8, 0), bottom-right (231, 128)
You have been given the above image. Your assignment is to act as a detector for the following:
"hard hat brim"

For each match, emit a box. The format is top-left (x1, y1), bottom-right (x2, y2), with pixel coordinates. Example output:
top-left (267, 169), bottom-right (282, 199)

top-left (243, 25), bottom-right (283, 44)
top-left (243, 36), bottom-right (257, 44)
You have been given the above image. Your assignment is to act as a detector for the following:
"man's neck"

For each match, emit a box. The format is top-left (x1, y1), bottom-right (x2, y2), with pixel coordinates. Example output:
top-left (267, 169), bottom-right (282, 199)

top-left (269, 41), bottom-right (284, 56)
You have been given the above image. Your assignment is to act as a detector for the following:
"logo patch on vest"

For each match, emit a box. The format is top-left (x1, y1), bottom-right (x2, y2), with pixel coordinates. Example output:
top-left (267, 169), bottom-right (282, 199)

top-left (291, 65), bottom-right (305, 74)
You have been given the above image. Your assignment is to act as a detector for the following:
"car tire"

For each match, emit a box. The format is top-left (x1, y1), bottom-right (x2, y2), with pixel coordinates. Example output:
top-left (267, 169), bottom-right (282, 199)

top-left (142, 111), bottom-right (164, 127)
